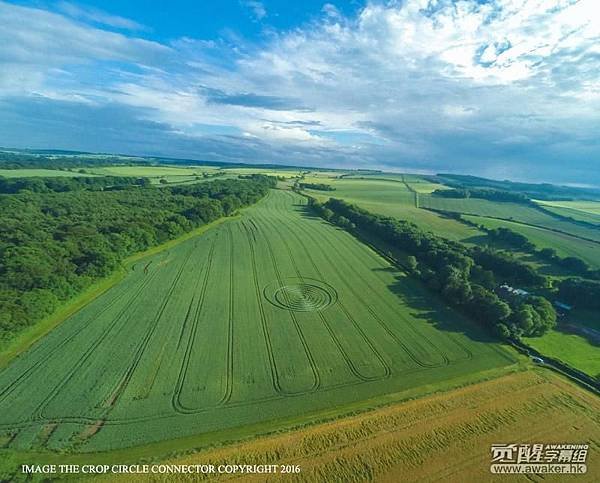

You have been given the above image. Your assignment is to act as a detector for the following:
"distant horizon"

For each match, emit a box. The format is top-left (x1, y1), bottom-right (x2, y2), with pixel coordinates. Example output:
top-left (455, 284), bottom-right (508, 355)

top-left (2, 145), bottom-right (600, 191)
top-left (0, 1), bottom-right (598, 187)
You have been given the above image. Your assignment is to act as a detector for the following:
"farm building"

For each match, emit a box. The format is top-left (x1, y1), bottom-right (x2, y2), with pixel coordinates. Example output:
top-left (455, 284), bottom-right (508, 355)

top-left (497, 284), bottom-right (530, 298)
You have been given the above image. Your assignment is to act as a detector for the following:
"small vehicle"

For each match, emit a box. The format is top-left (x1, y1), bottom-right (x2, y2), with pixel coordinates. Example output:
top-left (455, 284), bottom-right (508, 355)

top-left (531, 356), bottom-right (544, 364)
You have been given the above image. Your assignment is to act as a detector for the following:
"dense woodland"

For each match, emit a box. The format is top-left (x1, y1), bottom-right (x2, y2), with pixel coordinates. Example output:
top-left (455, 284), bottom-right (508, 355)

top-left (0, 175), bottom-right (151, 193)
top-left (309, 197), bottom-right (557, 339)
top-left (0, 175), bottom-right (276, 340)
top-left (0, 151), bottom-right (138, 169)
top-left (0, 150), bottom-right (306, 171)
top-left (558, 279), bottom-right (600, 310)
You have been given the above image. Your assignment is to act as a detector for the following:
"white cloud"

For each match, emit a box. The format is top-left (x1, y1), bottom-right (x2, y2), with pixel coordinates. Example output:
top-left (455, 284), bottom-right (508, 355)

top-left (57, 1), bottom-right (147, 31)
top-left (241, 1), bottom-right (267, 21)
top-left (0, 0), bottom-right (599, 183)
top-left (322, 3), bottom-right (341, 19)
top-left (0, 1), bottom-right (170, 98)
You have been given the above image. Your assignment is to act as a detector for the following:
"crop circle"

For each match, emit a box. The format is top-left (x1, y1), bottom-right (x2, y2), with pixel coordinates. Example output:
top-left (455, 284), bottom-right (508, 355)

top-left (264, 278), bottom-right (338, 312)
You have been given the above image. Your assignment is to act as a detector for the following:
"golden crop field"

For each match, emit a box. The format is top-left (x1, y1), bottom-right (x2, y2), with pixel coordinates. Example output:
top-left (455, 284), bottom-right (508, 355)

top-left (108, 369), bottom-right (599, 482)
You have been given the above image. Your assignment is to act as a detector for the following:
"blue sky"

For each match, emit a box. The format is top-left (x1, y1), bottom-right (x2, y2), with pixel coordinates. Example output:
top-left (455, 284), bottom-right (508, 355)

top-left (0, 0), bottom-right (598, 185)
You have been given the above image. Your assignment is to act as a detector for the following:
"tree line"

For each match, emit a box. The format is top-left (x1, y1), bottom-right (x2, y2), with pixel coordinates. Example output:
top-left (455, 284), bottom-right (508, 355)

top-left (0, 151), bottom-right (136, 170)
top-left (298, 182), bottom-right (336, 191)
top-left (0, 175), bottom-right (151, 193)
top-left (309, 197), bottom-right (557, 339)
top-left (0, 175), bottom-right (276, 341)
top-left (431, 187), bottom-right (531, 204)
top-left (472, 224), bottom-right (600, 280)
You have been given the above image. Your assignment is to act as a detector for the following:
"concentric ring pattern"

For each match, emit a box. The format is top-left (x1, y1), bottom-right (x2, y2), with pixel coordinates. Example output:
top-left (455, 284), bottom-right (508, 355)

top-left (264, 277), bottom-right (338, 312)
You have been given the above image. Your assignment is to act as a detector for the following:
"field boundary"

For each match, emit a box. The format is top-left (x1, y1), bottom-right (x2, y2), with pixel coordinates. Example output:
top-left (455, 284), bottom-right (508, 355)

top-left (534, 202), bottom-right (600, 230)
top-left (400, 174), bottom-right (419, 208)
top-left (508, 339), bottom-right (600, 394)
top-left (423, 207), bottom-right (600, 246)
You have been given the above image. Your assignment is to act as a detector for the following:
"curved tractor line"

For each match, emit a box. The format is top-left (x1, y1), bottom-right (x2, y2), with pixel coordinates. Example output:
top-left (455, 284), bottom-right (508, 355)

top-left (171, 235), bottom-right (221, 414)
top-left (274, 192), bottom-right (451, 365)
top-left (315, 212), bottom-right (472, 363)
top-left (255, 216), bottom-right (321, 395)
top-left (274, 202), bottom-right (448, 370)
top-left (218, 224), bottom-right (235, 405)
top-left (29, 265), bottom-right (163, 423)
top-left (90, 242), bottom-right (197, 418)
top-left (255, 211), bottom-right (391, 381)
top-left (291, 196), bottom-right (461, 364)
top-left (0, 270), bottom-right (147, 405)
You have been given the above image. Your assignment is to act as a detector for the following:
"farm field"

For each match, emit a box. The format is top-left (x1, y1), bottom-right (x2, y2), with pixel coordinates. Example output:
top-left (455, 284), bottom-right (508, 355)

top-left (342, 173), bottom-right (407, 182)
top-left (222, 167), bottom-right (304, 178)
top-left (338, 173), bottom-right (445, 193)
top-left (0, 165), bottom-right (228, 183)
top-left (304, 170), bottom-right (344, 179)
top-left (536, 199), bottom-right (600, 214)
top-left (303, 178), bottom-right (484, 242)
top-left (401, 174), bottom-right (447, 193)
top-left (463, 215), bottom-right (600, 270)
top-left (151, 175), bottom-right (201, 185)
top-left (87, 166), bottom-right (221, 178)
top-left (419, 195), bottom-right (600, 244)
top-left (153, 175), bottom-right (240, 186)
top-left (525, 330), bottom-right (600, 379)
top-left (542, 207), bottom-right (600, 226)
top-left (0, 189), bottom-right (514, 454)
top-left (535, 200), bottom-right (600, 226)
top-left (105, 369), bottom-right (600, 483)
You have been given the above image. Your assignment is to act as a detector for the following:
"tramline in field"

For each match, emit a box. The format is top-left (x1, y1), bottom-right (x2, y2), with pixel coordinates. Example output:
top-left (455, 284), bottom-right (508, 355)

top-left (0, 189), bottom-right (514, 452)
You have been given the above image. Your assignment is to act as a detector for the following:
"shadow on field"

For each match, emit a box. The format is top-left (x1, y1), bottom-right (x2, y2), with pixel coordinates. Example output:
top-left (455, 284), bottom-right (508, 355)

top-left (295, 199), bottom-right (498, 345)
top-left (461, 234), bottom-right (489, 246)
top-left (382, 271), bottom-right (500, 344)
top-left (555, 322), bottom-right (600, 347)
top-left (295, 204), bottom-right (322, 219)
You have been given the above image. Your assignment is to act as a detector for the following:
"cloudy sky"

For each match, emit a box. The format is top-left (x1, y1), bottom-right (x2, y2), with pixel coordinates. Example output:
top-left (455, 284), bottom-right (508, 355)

top-left (0, 0), bottom-right (598, 184)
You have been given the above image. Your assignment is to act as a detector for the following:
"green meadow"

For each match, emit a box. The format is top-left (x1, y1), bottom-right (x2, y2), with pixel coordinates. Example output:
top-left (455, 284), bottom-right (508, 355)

top-left (303, 177), bottom-right (484, 242)
top-left (419, 195), bottom-right (600, 243)
top-left (463, 215), bottom-right (600, 270)
top-left (535, 200), bottom-right (600, 226)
